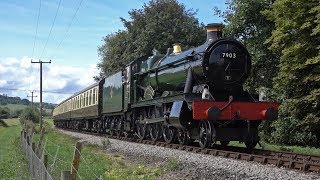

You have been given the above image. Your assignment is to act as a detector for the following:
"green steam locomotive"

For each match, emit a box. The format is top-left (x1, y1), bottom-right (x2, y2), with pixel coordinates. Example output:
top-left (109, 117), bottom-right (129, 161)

top-left (53, 23), bottom-right (278, 149)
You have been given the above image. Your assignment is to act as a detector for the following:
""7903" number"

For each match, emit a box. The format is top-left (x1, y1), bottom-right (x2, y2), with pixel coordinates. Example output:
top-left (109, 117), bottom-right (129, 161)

top-left (221, 53), bottom-right (236, 59)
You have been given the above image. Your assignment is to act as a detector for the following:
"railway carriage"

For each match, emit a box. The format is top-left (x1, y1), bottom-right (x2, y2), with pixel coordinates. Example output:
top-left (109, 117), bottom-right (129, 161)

top-left (53, 23), bottom-right (278, 149)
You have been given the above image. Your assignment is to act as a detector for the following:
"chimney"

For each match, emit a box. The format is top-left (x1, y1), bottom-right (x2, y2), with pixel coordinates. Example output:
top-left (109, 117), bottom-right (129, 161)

top-left (206, 23), bottom-right (223, 42)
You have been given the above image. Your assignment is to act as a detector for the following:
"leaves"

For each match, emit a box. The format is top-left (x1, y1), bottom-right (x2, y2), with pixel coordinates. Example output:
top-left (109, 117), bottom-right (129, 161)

top-left (97, 0), bottom-right (205, 78)
top-left (266, 0), bottom-right (320, 146)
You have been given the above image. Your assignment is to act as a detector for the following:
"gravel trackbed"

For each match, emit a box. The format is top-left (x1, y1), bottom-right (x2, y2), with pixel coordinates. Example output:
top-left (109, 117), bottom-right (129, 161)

top-left (57, 129), bottom-right (320, 180)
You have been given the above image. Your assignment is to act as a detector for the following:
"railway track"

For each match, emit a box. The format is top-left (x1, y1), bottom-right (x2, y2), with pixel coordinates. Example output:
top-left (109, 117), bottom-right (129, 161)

top-left (61, 128), bottom-right (320, 174)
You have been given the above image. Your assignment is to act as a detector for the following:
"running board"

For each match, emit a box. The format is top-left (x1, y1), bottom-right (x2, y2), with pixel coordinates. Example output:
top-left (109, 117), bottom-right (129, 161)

top-left (139, 117), bottom-right (164, 124)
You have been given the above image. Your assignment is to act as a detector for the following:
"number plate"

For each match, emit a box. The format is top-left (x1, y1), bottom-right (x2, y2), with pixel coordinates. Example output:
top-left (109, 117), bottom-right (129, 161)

top-left (220, 52), bottom-right (236, 59)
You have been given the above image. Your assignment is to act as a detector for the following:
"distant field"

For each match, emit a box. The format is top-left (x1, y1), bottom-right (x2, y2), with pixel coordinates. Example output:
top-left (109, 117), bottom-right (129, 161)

top-left (0, 104), bottom-right (53, 115)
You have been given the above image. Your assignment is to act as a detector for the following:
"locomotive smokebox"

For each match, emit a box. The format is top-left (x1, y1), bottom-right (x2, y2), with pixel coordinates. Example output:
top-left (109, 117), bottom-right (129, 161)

top-left (206, 23), bottom-right (223, 42)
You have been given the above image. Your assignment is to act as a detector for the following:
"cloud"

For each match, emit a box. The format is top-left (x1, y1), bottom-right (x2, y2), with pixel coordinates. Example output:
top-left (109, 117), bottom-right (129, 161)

top-left (0, 56), bottom-right (98, 104)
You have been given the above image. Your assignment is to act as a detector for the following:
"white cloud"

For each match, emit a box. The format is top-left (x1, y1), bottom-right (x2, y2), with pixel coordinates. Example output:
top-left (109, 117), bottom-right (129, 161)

top-left (0, 56), bottom-right (99, 104)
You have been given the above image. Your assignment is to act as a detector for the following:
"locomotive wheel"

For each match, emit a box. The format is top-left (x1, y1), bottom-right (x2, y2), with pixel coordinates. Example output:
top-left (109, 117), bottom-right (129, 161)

top-left (115, 121), bottom-right (122, 137)
top-left (149, 123), bottom-right (161, 141)
top-left (137, 123), bottom-right (148, 140)
top-left (209, 121), bottom-right (217, 146)
top-left (220, 141), bottom-right (230, 146)
top-left (109, 119), bottom-right (116, 136)
top-left (163, 125), bottom-right (176, 144)
top-left (245, 141), bottom-right (258, 150)
top-left (123, 132), bottom-right (131, 138)
top-left (198, 120), bottom-right (212, 148)
top-left (177, 129), bottom-right (191, 145)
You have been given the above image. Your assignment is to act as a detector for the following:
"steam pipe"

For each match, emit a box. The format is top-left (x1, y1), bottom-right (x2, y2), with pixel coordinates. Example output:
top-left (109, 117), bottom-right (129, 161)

top-left (184, 68), bottom-right (193, 93)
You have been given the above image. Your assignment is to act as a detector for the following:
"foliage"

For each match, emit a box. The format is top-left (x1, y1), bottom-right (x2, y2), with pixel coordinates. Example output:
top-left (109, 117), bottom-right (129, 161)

top-left (19, 107), bottom-right (40, 124)
top-left (166, 159), bottom-right (179, 170)
top-left (214, 0), bottom-right (280, 93)
top-left (0, 94), bottom-right (30, 105)
top-left (101, 136), bottom-right (110, 148)
top-left (11, 109), bottom-right (23, 118)
top-left (1, 104), bottom-right (53, 117)
top-left (264, 0), bottom-right (320, 146)
top-left (97, 0), bottom-right (206, 78)
top-left (0, 107), bottom-right (10, 119)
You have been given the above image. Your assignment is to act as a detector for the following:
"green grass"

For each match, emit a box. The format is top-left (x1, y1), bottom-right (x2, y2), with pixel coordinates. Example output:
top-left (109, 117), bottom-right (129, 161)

top-left (0, 118), bottom-right (30, 178)
top-left (31, 119), bottom-right (164, 179)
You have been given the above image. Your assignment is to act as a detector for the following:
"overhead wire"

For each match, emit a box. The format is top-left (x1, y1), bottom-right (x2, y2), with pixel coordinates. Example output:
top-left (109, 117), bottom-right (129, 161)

top-left (31, 0), bottom-right (42, 59)
top-left (39, 0), bottom-right (62, 60)
top-left (29, 0), bottom-right (42, 99)
top-left (49, 0), bottom-right (84, 61)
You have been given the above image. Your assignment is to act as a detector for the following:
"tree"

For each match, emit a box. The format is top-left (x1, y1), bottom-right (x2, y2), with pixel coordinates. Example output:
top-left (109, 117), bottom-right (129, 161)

top-left (0, 107), bottom-right (10, 119)
top-left (264, 0), bottom-right (320, 146)
top-left (97, 0), bottom-right (205, 78)
top-left (215, 0), bottom-right (279, 93)
top-left (19, 107), bottom-right (40, 124)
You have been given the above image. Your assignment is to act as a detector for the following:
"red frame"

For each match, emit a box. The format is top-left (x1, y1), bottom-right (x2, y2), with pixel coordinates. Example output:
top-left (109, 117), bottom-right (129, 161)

top-left (192, 101), bottom-right (278, 121)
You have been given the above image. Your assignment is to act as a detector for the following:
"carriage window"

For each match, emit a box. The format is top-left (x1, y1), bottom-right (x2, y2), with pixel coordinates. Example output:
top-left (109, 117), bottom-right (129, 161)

top-left (93, 88), bottom-right (96, 105)
top-left (83, 93), bottom-right (85, 106)
top-left (95, 87), bottom-right (98, 104)
top-left (89, 90), bottom-right (92, 105)
top-left (82, 94), bottom-right (85, 107)
top-left (86, 91), bottom-right (89, 106)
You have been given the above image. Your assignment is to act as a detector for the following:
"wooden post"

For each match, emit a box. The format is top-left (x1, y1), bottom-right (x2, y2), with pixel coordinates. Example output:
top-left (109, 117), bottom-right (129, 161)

top-left (61, 171), bottom-right (71, 180)
top-left (37, 127), bottom-right (46, 155)
top-left (27, 136), bottom-right (30, 145)
top-left (31, 142), bottom-right (36, 176)
top-left (43, 154), bottom-right (48, 168)
top-left (71, 142), bottom-right (82, 180)
top-left (32, 143), bottom-right (36, 151)
top-left (43, 154), bottom-right (48, 180)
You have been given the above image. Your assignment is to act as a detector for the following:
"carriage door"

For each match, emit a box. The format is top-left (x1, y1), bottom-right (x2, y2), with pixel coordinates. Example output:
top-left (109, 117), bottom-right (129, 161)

top-left (123, 66), bottom-right (131, 111)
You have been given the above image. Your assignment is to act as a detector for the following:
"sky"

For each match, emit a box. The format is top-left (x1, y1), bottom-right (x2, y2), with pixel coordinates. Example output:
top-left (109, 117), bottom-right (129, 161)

top-left (0, 0), bottom-right (227, 104)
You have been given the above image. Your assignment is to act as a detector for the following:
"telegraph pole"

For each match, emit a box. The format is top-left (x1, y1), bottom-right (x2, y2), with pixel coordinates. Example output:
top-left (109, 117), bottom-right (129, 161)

top-left (31, 60), bottom-right (51, 128)
top-left (27, 91), bottom-right (37, 108)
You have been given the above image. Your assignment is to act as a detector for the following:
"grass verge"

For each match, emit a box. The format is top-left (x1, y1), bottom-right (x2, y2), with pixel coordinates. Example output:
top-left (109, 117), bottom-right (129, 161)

top-left (0, 118), bottom-right (30, 178)
top-left (32, 119), bottom-right (165, 179)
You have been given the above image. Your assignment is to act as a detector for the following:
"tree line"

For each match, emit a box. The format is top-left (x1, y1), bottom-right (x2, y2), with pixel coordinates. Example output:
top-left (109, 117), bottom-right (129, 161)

top-left (0, 94), bottom-right (56, 109)
top-left (97, 0), bottom-right (320, 147)
top-left (0, 94), bottom-right (56, 118)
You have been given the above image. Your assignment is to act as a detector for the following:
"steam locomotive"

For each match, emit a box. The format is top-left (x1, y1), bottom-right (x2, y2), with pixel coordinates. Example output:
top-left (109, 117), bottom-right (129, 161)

top-left (53, 23), bottom-right (278, 149)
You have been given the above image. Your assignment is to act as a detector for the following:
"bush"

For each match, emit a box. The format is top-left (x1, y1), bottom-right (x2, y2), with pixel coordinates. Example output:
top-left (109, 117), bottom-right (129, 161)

top-left (258, 120), bottom-right (274, 142)
top-left (19, 107), bottom-right (40, 124)
top-left (0, 107), bottom-right (10, 119)
top-left (271, 117), bottom-right (317, 146)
